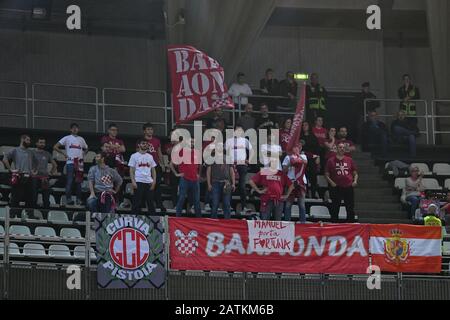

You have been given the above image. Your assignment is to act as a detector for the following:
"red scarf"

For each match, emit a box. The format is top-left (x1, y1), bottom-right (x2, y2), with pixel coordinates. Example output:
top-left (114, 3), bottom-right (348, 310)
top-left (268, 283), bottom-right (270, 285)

top-left (100, 191), bottom-right (116, 213)
top-left (73, 157), bottom-right (84, 183)
top-left (290, 154), bottom-right (307, 194)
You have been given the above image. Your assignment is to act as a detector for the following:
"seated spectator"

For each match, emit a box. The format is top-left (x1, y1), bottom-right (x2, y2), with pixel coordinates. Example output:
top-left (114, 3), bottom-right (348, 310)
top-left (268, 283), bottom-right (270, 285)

top-left (282, 144), bottom-right (307, 222)
top-left (279, 71), bottom-right (297, 101)
top-left (324, 127), bottom-right (338, 160)
top-left (249, 167), bottom-right (294, 221)
top-left (260, 68), bottom-right (279, 96)
top-left (2, 134), bottom-right (34, 217)
top-left (336, 126), bottom-right (356, 157)
top-left (32, 137), bottom-right (58, 209)
top-left (206, 107), bottom-right (228, 130)
top-left (54, 123), bottom-right (88, 206)
top-left (364, 111), bottom-right (388, 156)
top-left (401, 166), bottom-right (425, 219)
top-left (301, 122), bottom-right (321, 199)
top-left (236, 103), bottom-right (256, 132)
top-left (256, 103), bottom-right (278, 130)
top-left (129, 139), bottom-right (157, 215)
top-left (391, 110), bottom-right (418, 157)
top-left (312, 117), bottom-right (327, 148)
top-left (171, 138), bottom-right (202, 217)
top-left (228, 72), bottom-right (253, 107)
top-left (87, 151), bottom-right (123, 214)
top-left (280, 118), bottom-right (292, 153)
top-left (207, 143), bottom-right (235, 219)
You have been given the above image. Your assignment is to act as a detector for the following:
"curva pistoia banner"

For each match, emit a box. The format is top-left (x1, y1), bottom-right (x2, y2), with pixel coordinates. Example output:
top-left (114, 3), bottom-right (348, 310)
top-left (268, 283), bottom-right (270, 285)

top-left (96, 214), bottom-right (165, 289)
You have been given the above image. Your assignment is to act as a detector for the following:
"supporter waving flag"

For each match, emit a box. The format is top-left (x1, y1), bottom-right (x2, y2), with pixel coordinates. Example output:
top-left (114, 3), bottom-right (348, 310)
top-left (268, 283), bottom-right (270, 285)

top-left (167, 45), bottom-right (234, 124)
top-left (286, 82), bottom-right (306, 153)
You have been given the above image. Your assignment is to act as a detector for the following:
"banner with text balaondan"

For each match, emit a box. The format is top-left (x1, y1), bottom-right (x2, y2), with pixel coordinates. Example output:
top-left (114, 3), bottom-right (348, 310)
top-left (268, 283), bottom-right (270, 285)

top-left (169, 218), bottom-right (369, 274)
top-left (167, 45), bottom-right (234, 125)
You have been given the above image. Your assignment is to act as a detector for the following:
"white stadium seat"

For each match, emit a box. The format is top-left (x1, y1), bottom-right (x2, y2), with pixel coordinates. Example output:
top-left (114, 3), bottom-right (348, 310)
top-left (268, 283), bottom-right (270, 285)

top-left (9, 225), bottom-right (31, 236)
top-left (23, 243), bottom-right (46, 257)
top-left (48, 211), bottom-right (70, 223)
top-left (48, 245), bottom-right (72, 258)
top-left (422, 178), bottom-right (442, 190)
top-left (60, 228), bottom-right (82, 239)
top-left (432, 163), bottom-right (450, 176)
top-left (394, 178), bottom-right (406, 190)
top-left (410, 163), bottom-right (431, 175)
top-left (34, 226), bottom-right (57, 238)
top-left (310, 206), bottom-right (330, 219)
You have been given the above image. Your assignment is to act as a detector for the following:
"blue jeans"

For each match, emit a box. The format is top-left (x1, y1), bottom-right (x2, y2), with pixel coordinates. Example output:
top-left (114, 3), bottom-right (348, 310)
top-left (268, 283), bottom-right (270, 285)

top-left (65, 164), bottom-right (82, 202)
top-left (176, 178), bottom-right (201, 217)
top-left (211, 182), bottom-right (232, 219)
top-left (406, 195), bottom-right (421, 219)
top-left (87, 193), bottom-right (113, 213)
top-left (285, 196), bottom-right (306, 222)
top-left (392, 126), bottom-right (416, 157)
top-left (236, 165), bottom-right (248, 209)
top-left (260, 200), bottom-right (284, 221)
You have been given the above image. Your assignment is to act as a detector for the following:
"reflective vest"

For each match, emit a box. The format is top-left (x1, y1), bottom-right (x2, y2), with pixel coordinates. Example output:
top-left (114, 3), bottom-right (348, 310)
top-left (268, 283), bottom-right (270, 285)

top-left (308, 86), bottom-right (326, 110)
top-left (400, 86), bottom-right (417, 116)
top-left (424, 215), bottom-right (442, 227)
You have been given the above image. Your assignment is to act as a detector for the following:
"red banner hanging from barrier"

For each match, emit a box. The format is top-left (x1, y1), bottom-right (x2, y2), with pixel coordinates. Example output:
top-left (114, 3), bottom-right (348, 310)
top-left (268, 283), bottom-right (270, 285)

top-left (169, 218), bottom-right (370, 274)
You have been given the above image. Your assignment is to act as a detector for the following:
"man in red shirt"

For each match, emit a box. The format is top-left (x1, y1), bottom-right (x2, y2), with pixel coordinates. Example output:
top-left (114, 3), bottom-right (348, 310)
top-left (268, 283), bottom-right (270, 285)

top-left (325, 143), bottom-right (358, 223)
top-left (142, 122), bottom-right (166, 213)
top-left (170, 138), bottom-right (202, 217)
top-left (312, 116), bottom-right (327, 147)
top-left (336, 126), bottom-right (356, 157)
top-left (249, 167), bottom-right (294, 221)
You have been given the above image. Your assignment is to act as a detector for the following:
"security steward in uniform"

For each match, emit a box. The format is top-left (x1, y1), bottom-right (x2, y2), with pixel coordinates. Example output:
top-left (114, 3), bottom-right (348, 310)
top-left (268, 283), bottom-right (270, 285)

top-left (398, 74), bottom-right (420, 126)
top-left (306, 73), bottom-right (328, 123)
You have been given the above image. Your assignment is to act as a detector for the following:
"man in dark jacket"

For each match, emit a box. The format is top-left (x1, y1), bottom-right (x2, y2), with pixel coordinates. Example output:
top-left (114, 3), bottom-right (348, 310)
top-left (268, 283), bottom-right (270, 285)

top-left (391, 110), bottom-right (419, 157)
top-left (260, 68), bottom-right (279, 96)
top-left (363, 111), bottom-right (388, 156)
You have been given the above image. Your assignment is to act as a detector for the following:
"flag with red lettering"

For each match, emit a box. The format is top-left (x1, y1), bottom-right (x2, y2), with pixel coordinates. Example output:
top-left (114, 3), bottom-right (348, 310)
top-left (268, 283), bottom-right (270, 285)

top-left (369, 224), bottom-right (442, 273)
top-left (169, 217), bottom-right (369, 274)
top-left (286, 82), bottom-right (306, 153)
top-left (167, 45), bottom-right (234, 125)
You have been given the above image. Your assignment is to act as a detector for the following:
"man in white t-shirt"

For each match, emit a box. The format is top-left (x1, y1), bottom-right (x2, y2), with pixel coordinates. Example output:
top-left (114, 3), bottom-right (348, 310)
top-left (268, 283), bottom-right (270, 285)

top-left (225, 125), bottom-right (254, 214)
top-left (53, 123), bottom-right (88, 205)
top-left (282, 144), bottom-right (308, 222)
top-left (228, 72), bottom-right (253, 106)
top-left (129, 139), bottom-right (157, 215)
top-left (260, 130), bottom-right (282, 171)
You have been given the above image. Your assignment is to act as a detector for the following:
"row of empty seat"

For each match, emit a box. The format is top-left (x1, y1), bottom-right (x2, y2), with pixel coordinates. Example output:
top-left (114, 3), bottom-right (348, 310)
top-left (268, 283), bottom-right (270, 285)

top-left (0, 207), bottom-right (84, 223)
top-left (1, 225), bottom-right (83, 239)
top-left (394, 177), bottom-right (450, 190)
top-left (0, 242), bottom-right (95, 259)
top-left (386, 162), bottom-right (450, 176)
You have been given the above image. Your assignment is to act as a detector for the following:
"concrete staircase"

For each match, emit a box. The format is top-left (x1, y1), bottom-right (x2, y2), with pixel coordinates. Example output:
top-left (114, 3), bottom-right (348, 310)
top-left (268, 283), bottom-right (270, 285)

top-left (352, 149), bottom-right (411, 224)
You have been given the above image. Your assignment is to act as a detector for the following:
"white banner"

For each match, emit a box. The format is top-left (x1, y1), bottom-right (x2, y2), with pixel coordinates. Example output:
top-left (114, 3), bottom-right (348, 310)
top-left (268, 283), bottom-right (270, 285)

top-left (247, 220), bottom-right (295, 253)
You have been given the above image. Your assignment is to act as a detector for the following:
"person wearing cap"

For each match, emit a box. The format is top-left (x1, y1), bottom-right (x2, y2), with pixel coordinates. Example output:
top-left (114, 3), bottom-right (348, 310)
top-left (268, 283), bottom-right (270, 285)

top-left (228, 72), bottom-right (253, 107)
top-left (423, 203), bottom-right (442, 227)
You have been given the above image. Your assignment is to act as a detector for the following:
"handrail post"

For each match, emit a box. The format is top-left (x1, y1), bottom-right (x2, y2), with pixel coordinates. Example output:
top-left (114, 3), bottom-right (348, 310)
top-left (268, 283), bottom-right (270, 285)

top-left (84, 210), bottom-right (91, 300)
top-left (3, 207), bottom-right (10, 299)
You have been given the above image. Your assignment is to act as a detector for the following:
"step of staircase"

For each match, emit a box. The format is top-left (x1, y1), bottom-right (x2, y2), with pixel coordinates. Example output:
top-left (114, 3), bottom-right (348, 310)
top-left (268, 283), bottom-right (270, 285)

top-left (354, 194), bottom-right (399, 203)
top-left (356, 180), bottom-right (391, 188)
top-left (355, 208), bottom-right (406, 219)
top-left (357, 217), bottom-right (412, 224)
top-left (354, 201), bottom-right (402, 211)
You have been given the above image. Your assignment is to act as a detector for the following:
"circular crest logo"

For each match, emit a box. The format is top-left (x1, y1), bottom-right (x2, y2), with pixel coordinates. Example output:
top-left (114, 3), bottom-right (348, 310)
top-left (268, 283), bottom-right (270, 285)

top-left (109, 227), bottom-right (150, 269)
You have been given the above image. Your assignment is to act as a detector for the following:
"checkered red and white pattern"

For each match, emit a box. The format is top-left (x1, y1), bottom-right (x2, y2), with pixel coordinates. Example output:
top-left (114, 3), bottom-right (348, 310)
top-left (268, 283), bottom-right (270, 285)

top-left (101, 174), bottom-right (112, 185)
top-left (174, 230), bottom-right (199, 256)
top-left (212, 98), bottom-right (233, 109)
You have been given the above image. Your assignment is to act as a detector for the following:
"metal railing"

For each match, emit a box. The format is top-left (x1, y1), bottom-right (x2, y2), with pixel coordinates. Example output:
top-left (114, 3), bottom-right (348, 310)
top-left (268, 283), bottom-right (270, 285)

top-left (431, 100), bottom-right (450, 145)
top-left (32, 83), bottom-right (99, 132)
top-left (364, 99), bottom-right (430, 144)
top-left (1, 206), bottom-right (449, 299)
top-left (102, 88), bottom-right (168, 136)
top-left (0, 81), bottom-right (28, 128)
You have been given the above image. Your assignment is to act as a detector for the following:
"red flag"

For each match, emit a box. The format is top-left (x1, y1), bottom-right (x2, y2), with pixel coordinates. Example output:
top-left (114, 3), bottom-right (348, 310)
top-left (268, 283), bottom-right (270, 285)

top-left (167, 45), bottom-right (234, 125)
top-left (286, 83), bottom-right (306, 153)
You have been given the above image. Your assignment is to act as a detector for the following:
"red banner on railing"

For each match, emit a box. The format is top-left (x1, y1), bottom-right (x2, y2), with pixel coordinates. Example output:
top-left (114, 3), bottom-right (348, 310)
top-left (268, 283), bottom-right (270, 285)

top-left (169, 218), bottom-right (370, 274)
top-left (167, 45), bottom-right (234, 124)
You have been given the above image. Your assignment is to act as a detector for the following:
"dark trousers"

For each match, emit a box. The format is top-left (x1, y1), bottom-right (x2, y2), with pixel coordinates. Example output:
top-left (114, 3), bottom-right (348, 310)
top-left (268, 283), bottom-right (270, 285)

top-left (87, 192), bottom-right (113, 213)
top-left (169, 172), bottom-right (179, 207)
top-left (11, 176), bottom-right (33, 217)
top-left (32, 177), bottom-right (50, 208)
top-left (236, 165), bottom-right (248, 209)
top-left (330, 186), bottom-right (355, 223)
top-left (306, 161), bottom-right (318, 197)
top-left (65, 164), bottom-right (82, 202)
top-left (132, 182), bottom-right (156, 215)
top-left (367, 127), bottom-right (388, 156)
top-left (153, 165), bottom-right (164, 209)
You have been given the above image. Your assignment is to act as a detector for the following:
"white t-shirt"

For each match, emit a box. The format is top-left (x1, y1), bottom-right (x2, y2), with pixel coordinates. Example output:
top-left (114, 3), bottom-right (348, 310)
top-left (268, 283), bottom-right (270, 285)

top-left (58, 135), bottom-right (88, 164)
top-left (225, 137), bottom-right (253, 164)
top-left (282, 154), bottom-right (308, 184)
top-left (228, 83), bottom-right (253, 105)
top-left (128, 152), bottom-right (157, 184)
top-left (260, 144), bottom-right (282, 170)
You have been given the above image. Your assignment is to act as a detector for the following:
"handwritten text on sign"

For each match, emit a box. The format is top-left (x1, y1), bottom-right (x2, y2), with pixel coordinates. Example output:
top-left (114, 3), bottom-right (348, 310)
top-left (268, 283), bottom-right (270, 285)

top-left (247, 220), bottom-right (295, 253)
